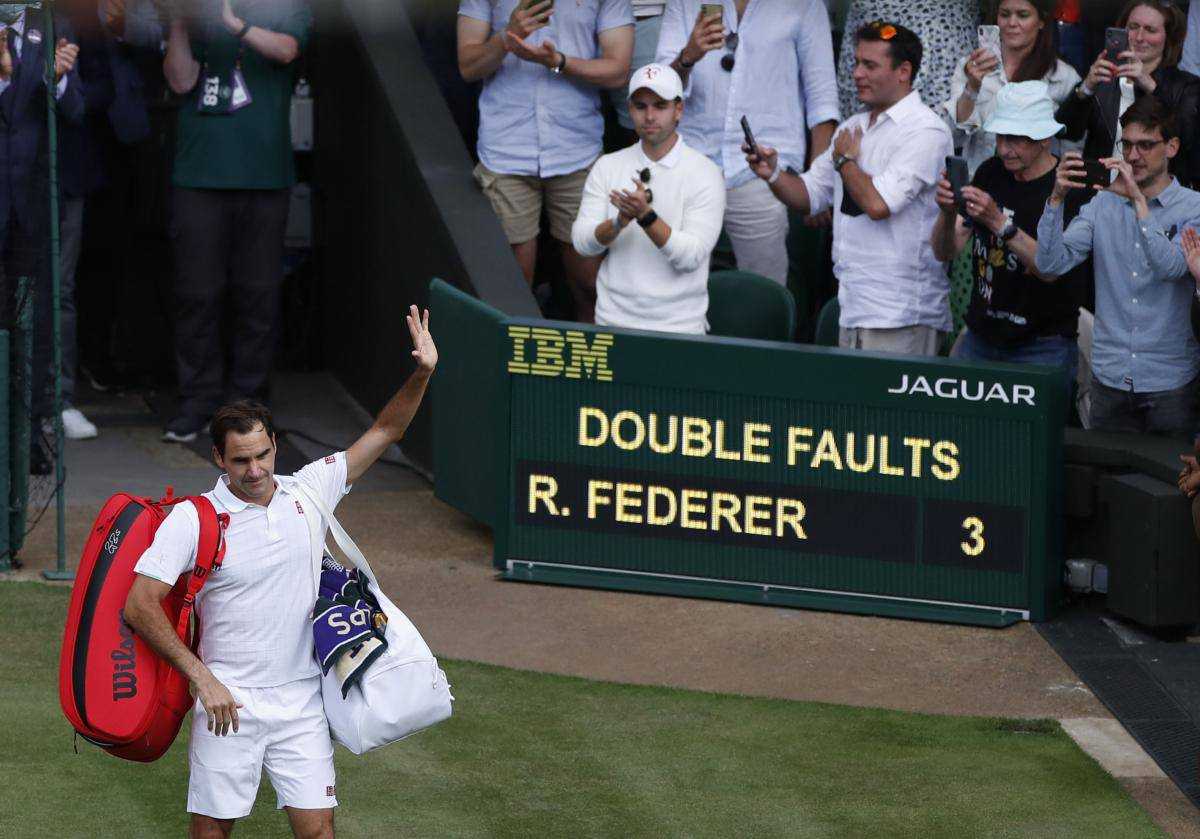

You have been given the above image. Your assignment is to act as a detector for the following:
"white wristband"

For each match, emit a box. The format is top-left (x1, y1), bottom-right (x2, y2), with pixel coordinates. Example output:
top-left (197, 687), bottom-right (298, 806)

top-left (1079, 81), bottom-right (1094, 97)
top-left (767, 162), bottom-right (782, 185)
top-left (962, 86), bottom-right (979, 102)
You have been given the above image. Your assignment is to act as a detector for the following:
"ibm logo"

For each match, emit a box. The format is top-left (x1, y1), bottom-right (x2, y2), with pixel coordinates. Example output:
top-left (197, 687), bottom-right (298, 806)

top-left (507, 326), bottom-right (614, 382)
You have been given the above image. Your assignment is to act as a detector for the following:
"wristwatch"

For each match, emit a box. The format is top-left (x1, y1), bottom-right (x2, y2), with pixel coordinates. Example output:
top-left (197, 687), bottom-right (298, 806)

top-left (552, 52), bottom-right (567, 74)
top-left (637, 210), bottom-right (659, 229)
top-left (833, 154), bottom-right (855, 173)
top-left (999, 220), bottom-right (1020, 242)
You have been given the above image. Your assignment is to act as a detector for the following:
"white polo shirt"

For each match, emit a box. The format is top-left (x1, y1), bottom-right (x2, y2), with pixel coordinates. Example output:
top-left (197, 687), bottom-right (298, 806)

top-left (572, 136), bottom-right (726, 334)
top-left (135, 453), bottom-right (351, 688)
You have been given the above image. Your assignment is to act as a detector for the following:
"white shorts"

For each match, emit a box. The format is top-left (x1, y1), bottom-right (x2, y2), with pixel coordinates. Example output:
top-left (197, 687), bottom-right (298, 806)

top-left (187, 675), bottom-right (337, 819)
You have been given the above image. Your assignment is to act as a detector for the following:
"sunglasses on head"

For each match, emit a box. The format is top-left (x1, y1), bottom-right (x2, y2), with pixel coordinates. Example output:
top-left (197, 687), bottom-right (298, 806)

top-left (866, 20), bottom-right (899, 40)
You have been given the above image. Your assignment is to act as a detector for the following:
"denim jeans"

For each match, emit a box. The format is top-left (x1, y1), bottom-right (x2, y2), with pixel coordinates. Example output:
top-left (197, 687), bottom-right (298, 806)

top-left (953, 329), bottom-right (1078, 386)
top-left (1089, 373), bottom-right (1200, 438)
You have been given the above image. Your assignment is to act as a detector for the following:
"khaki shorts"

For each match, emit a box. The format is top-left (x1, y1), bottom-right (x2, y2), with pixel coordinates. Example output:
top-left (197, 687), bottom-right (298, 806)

top-left (473, 162), bottom-right (592, 245)
top-left (838, 325), bottom-right (943, 357)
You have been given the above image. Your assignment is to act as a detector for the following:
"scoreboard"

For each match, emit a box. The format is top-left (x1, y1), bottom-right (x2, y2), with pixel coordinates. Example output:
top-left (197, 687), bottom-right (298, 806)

top-left (432, 281), bottom-right (1065, 627)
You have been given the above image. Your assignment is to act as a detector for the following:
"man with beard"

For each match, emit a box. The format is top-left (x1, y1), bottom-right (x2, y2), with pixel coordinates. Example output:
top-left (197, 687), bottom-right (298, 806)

top-left (570, 63), bottom-right (725, 334)
top-left (1037, 95), bottom-right (1200, 436)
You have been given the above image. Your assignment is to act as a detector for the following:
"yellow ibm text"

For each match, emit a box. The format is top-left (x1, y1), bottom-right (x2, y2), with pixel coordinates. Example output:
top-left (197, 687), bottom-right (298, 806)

top-left (508, 326), bottom-right (614, 381)
top-left (577, 407), bottom-right (961, 482)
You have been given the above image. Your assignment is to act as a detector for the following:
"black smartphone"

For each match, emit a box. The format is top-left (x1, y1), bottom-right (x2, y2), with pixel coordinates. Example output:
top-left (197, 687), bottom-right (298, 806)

top-left (1105, 27), bottom-right (1129, 63)
top-left (946, 155), bottom-right (970, 218)
top-left (740, 115), bottom-right (758, 157)
top-left (1081, 158), bottom-right (1111, 190)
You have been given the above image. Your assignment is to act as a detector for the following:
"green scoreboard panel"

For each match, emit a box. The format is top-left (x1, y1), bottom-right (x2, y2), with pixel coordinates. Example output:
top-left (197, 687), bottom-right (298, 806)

top-left (431, 281), bottom-right (1065, 627)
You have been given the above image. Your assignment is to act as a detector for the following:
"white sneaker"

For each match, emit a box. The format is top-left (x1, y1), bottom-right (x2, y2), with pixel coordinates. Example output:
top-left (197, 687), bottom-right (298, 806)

top-left (62, 407), bottom-right (98, 440)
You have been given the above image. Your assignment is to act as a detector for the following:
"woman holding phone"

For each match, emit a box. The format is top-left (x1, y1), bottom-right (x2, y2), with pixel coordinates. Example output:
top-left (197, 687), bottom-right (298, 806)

top-left (945, 0), bottom-right (1079, 175)
top-left (1055, 0), bottom-right (1200, 187)
top-left (836, 0), bottom-right (978, 119)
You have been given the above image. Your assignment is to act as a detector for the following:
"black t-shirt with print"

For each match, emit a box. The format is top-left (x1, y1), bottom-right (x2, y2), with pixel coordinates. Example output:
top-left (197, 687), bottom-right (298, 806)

top-left (965, 156), bottom-right (1086, 347)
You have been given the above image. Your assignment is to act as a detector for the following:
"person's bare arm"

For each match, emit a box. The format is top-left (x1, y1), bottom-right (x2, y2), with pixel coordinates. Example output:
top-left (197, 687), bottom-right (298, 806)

top-left (458, 1), bottom-right (552, 82)
top-left (220, 0), bottom-right (299, 65)
top-left (506, 22), bottom-right (634, 89)
top-left (458, 15), bottom-right (507, 81)
top-left (163, 18), bottom-right (199, 94)
top-left (808, 121), bottom-right (836, 166)
top-left (345, 306), bottom-right (437, 486)
top-left (930, 173), bottom-right (970, 263)
top-left (124, 574), bottom-right (242, 735)
top-left (746, 143), bottom-right (812, 214)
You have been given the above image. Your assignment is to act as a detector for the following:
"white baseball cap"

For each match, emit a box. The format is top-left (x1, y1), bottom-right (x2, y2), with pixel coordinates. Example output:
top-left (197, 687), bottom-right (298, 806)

top-left (628, 63), bottom-right (683, 102)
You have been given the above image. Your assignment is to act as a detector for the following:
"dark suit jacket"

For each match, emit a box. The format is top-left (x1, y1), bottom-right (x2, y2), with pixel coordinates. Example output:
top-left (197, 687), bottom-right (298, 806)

top-left (0, 16), bottom-right (84, 238)
top-left (1055, 65), bottom-right (1200, 189)
top-left (60, 27), bottom-right (153, 199)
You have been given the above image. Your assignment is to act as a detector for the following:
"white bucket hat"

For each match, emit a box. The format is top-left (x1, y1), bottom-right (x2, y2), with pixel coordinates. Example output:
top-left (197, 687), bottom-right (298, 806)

top-left (982, 80), bottom-right (1065, 141)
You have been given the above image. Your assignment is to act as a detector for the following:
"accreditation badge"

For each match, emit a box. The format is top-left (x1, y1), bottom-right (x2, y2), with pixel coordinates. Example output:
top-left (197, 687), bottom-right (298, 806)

top-left (196, 68), bottom-right (234, 115)
top-left (229, 67), bottom-right (253, 112)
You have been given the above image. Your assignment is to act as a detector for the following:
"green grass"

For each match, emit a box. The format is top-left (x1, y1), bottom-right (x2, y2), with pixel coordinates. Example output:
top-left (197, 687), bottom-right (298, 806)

top-left (1, 582), bottom-right (1163, 838)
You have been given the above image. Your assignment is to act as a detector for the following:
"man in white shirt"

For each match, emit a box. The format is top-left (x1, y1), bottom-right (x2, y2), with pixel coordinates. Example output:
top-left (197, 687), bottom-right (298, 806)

top-left (656, 0), bottom-right (840, 286)
top-left (747, 20), bottom-right (953, 355)
top-left (572, 64), bottom-right (726, 333)
top-left (123, 306), bottom-right (437, 838)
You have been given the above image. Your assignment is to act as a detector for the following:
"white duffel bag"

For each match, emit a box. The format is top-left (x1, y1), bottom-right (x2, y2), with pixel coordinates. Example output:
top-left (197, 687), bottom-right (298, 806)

top-left (289, 481), bottom-right (453, 754)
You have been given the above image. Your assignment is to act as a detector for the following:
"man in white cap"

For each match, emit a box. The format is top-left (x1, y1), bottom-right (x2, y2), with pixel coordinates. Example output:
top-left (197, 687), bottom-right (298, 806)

top-left (931, 80), bottom-right (1087, 380)
top-left (571, 63), bottom-right (725, 334)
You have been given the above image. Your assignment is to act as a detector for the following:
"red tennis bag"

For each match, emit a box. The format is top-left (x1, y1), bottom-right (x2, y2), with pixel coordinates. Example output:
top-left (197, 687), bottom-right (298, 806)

top-left (59, 489), bottom-right (228, 762)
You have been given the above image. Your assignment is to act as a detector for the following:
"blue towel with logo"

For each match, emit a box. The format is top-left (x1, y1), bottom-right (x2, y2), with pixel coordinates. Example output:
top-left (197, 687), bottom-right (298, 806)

top-left (312, 555), bottom-right (388, 697)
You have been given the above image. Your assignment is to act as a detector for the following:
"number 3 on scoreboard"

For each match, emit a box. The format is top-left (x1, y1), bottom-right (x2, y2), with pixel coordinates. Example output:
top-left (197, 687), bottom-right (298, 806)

top-left (960, 516), bottom-right (985, 557)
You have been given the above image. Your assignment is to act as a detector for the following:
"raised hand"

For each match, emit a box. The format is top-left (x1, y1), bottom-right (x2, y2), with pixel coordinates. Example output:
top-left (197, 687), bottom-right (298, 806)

top-left (503, 31), bottom-right (559, 69)
top-left (963, 47), bottom-right (999, 91)
top-left (0, 30), bottom-right (11, 82)
top-left (1182, 227), bottom-right (1200, 286)
top-left (1083, 51), bottom-right (1118, 90)
top-left (677, 8), bottom-right (724, 67)
top-left (744, 141), bottom-right (778, 182)
top-left (1051, 152), bottom-right (1087, 204)
top-left (507, 0), bottom-right (552, 41)
top-left (407, 305), bottom-right (437, 374)
top-left (960, 186), bottom-right (1006, 234)
top-left (611, 177), bottom-right (652, 223)
top-left (54, 38), bottom-right (79, 82)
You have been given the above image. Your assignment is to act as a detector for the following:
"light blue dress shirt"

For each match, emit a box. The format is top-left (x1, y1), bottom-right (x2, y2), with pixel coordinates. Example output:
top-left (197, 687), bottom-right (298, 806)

top-left (458, 0), bottom-right (633, 179)
top-left (1035, 181), bottom-right (1200, 393)
top-left (1181, 0), bottom-right (1200, 77)
top-left (655, 0), bottom-right (840, 188)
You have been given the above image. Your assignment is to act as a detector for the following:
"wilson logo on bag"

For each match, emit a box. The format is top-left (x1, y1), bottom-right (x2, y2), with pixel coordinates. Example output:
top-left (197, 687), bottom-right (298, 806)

top-left (58, 490), bottom-right (227, 763)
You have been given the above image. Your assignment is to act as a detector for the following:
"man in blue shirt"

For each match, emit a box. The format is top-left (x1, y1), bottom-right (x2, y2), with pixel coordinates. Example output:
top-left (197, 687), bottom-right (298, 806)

top-left (1036, 96), bottom-right (1200, 436)
top-left (457, 0), bottom-right (633, 322)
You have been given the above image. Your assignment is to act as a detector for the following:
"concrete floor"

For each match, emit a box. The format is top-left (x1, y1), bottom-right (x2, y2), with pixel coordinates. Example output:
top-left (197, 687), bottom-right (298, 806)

top-left (9, 373), bottom-right (1198, 836)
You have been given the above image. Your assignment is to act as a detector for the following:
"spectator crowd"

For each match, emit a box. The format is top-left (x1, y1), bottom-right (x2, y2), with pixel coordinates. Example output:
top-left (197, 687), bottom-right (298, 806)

top-left (456, 0), bottom-right (1200, 445)
top-left (4, 0), bottom-right (309, 464)
top-left (20, 0), bottom-right (1200, 467)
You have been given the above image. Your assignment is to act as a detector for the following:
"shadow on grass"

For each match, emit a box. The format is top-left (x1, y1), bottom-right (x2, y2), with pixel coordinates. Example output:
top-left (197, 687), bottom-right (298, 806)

top-left (2, 582), bottom-right (1163, 838)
